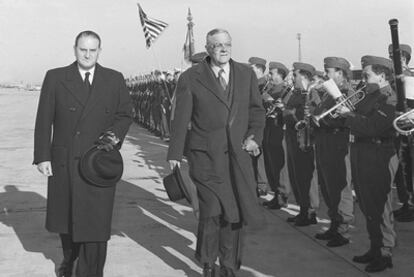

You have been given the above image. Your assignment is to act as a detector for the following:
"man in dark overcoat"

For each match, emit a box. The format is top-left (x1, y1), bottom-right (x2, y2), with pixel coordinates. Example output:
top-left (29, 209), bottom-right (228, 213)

top-left (33, 30), bottom-right (133, 277)
top-left (167, 28), bottom-right (265, 277)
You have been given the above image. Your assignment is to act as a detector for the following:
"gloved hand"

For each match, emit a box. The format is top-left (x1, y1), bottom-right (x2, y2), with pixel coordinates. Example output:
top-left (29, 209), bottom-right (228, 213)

top-left (97, 131), bottom-right (120, 151)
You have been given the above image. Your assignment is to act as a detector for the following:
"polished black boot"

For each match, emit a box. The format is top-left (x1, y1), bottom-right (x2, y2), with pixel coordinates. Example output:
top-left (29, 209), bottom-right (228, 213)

top-left (353, 250), bottom-right (376, 264)
top-left (203, 263), bottom-right (216, 277)
top-left (295, 209), bottom-right (316, 226)
top-left (365, 256), bottom-right (393, 273)
top-left (315, 228), bottom-right (336, 240)
top-left (286, 214), bottom-right (299, 223)
top-left (326, 232), bottom-right (349, 247)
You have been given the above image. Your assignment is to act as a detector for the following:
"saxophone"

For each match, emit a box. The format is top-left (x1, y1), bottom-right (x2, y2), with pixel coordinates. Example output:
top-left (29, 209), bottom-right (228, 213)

top-left (294, 81), bottom-right (321, 152)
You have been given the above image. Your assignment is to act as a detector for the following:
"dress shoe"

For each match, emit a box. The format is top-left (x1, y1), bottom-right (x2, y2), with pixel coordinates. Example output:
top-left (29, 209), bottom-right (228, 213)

top-left (353, 250), bottom-right (376, 264)
top-left (219, 265), bottom-right (236, 277)
top-left (393, 202), bottom-right (412, 217)
top-left (365, 256), bottom-right (393, 273)
top-left (315, 228), bottom-right (336, 241)
top-left (326, 233), bottom-right (349, 247)
top-left (203, 263), bottom-right (216, 277)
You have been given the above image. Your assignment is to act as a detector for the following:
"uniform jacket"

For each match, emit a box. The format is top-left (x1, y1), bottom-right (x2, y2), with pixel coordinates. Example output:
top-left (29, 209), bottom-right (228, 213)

top-left (345, 84), bottom-right (396, 139)
top-left (33, 62), bottom-right (133, 242)
top-left (167, 58), bottom-right (266, 226)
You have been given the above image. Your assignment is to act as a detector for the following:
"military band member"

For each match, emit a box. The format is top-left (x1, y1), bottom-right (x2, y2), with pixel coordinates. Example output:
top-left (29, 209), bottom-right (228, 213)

top-left (313, 57), bottom-right (354, 247)
top-left (336, 56), bottom-right (397, 273)
top-left (262, 62), bottom-right (289, 209)
top-left (283, 62), bottom-right (317, 226)
top-left (389, 44), bottom-right (414, 222)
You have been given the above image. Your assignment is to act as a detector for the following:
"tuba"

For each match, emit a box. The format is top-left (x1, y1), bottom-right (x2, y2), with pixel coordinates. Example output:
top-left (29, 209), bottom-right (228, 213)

top-left (394, 109), bottom-right (414, 135)
top-left (393, 76), bottom-right (414, 135)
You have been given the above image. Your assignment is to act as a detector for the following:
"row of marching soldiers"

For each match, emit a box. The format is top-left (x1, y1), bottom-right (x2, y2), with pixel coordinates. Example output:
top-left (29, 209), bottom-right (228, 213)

top-left (126, 69), bottom-right (181, 141)
top-left (246, 43), bottom-right (414, 273)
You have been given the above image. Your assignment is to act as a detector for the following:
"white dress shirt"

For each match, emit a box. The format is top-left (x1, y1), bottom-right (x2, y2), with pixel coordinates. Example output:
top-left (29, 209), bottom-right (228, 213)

top-left (78, 66), bottom-right (95, 84)
top-left (210, 62), bottom-right (230, 84)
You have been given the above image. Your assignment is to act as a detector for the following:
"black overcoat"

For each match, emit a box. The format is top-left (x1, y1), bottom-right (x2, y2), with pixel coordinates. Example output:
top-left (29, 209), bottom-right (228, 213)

top-left (167, 58), bottom-right (266, 227)
top-left (33, 62), bottom-right (133, 242)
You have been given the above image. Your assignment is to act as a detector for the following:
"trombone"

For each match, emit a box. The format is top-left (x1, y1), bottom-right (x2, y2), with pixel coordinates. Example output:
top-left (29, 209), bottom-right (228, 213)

top-left (394, 109), bottom-right (414, 136)
top-left (312, 84), bottom-right (366, 127)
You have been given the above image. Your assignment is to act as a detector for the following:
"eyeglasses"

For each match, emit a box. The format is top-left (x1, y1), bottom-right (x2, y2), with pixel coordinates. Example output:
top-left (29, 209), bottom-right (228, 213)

top-left (209, 42), bottom-right (232, 50)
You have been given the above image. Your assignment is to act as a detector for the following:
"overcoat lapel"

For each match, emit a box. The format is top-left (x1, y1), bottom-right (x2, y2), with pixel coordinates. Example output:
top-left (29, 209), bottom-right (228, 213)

top-left (195, 59), bottom-right (230, 110)
top-left (62, 62), bottom-right (87, 106)
top-left (228, 61), bottom-right (241, 127)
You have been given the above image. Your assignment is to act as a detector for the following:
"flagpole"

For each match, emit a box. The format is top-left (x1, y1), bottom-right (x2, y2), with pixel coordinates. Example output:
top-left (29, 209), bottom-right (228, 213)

top-left (150, 46), bottom-right (162, 71)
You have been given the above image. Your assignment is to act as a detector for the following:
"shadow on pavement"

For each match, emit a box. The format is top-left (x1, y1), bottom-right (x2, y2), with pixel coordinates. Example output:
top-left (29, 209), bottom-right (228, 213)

top-left (112, 180), bottom-right (200, 276)
top-left (0, 185), bottom-right (61, 276)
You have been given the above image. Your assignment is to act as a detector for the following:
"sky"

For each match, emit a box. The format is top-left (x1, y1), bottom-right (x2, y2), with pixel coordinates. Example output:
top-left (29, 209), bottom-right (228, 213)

top-left (1, 0), bottom-right (413, 83)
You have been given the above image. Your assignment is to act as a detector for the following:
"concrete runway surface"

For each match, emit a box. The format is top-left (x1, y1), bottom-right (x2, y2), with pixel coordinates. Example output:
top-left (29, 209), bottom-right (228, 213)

top-left (0, 89), bottom-right (413, 277)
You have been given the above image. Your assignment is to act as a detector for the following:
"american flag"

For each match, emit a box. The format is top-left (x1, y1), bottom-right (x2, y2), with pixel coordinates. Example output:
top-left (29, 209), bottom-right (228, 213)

top-left (137, 3), bottom-right (168, 48)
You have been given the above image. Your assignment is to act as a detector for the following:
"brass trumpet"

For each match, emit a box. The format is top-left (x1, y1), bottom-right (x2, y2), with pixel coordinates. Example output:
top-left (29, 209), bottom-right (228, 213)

top-left (312, 85), bottom-right (366, 126)
top-left (393, 109), bottom-right (414, 136)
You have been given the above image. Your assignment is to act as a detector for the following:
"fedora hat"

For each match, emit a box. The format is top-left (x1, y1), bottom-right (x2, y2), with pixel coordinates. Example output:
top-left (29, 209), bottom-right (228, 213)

top-left (163, 166), bottom-right (192, 203)
top-left (80, 146), bottom-right (123, 187)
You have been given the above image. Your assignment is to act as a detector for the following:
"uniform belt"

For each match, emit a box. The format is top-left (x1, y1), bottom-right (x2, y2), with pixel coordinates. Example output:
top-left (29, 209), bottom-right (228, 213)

top-left (319, 128), bottom-right (347, 134)
top-left (353, 137), bottom-right (393, 145)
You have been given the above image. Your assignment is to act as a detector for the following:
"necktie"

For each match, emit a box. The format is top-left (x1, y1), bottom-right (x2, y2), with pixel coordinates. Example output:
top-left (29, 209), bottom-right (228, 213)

top-left (218, 69), bottom-right (227, 91)
top-left (84, 72), bottom-right (91, 93)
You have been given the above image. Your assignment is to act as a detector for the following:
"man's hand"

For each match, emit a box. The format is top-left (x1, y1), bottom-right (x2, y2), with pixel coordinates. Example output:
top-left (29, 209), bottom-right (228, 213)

top-left (242, 135), bottom-right (260, 156)
top-left (335, 105), bottom-right (352, 117)
top-left (37, 161), bottom-right (53, 176)
top-left (168, 160), bottom-right (181, 170)
top-left (97, 131), bottom-right (119, 151)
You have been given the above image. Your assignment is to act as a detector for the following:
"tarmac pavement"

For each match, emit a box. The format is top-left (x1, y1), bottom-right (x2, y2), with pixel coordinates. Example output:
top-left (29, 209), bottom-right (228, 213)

top-left (0, 89), bottom-right (413, 277)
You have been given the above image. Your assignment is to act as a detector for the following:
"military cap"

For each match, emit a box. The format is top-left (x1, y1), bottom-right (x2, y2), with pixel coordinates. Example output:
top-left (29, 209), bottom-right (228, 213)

top-left (293, 62), bottom-right (316, 76)
top-left (190, 52), bottom-right (208, 63)
top-left (324, 57), bottom-right (351, 71)
top-left (248, 57), bottom-right (267, 66)
top-left (269, 62), bottom-right (289, 76)
top-left (388, 44), bottom-right (412, 56)
top-left (361, 55), bottom-right (393, 70)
